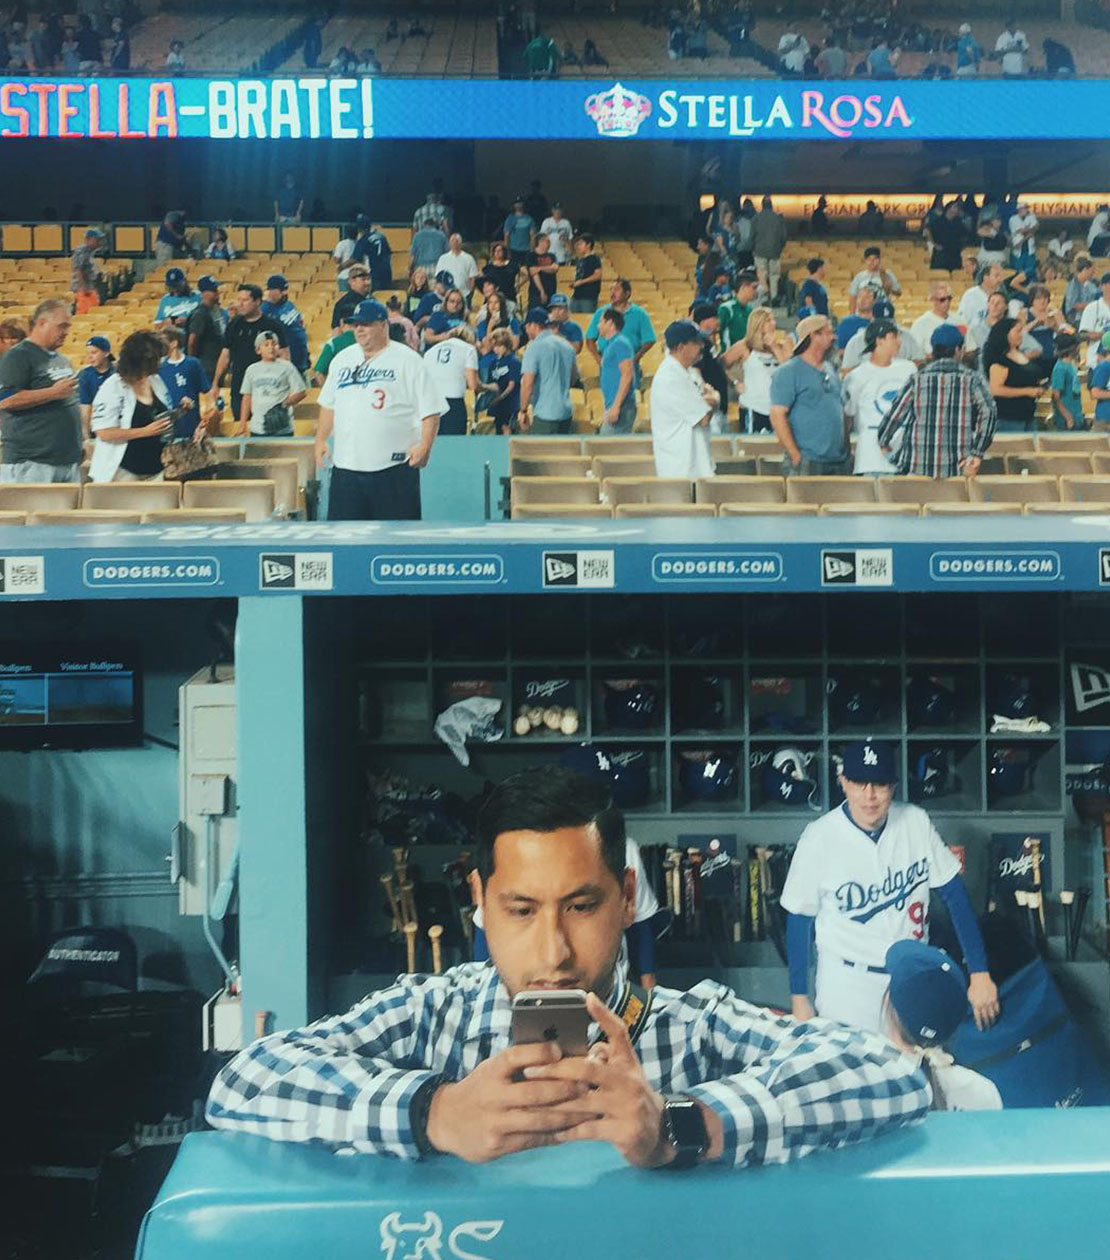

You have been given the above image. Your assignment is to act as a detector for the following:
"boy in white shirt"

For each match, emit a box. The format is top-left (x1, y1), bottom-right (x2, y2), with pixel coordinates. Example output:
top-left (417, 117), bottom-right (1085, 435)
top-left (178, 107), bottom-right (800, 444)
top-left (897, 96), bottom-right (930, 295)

top-left (842, 320), bottom-right (916, 475)
top-left (649, 321), bottom-right (716, 479)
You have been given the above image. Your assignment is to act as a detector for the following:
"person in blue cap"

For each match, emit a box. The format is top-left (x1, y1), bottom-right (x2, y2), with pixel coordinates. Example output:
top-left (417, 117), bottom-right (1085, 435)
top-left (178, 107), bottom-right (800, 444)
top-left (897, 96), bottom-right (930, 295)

top-left (261, 274), bottom-right (310, 374)
top-left (77, 335), bottom-right (115, 435)
top-left (781, 738), bottom-right (999, 1036)
top-left (315, 299), bottom-right (443, 520)
top-left (154, 267), bottom-right (200, 330)
top-left (883, 941), bottom-right (1002, 1110)
top-left (877, 323), bottom-right (997, 479)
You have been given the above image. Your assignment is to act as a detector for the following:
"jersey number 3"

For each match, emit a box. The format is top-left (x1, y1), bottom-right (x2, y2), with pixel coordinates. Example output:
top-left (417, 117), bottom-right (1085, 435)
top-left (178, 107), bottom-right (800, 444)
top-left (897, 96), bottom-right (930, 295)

top-left (370, 388), bottom-right (386, 410)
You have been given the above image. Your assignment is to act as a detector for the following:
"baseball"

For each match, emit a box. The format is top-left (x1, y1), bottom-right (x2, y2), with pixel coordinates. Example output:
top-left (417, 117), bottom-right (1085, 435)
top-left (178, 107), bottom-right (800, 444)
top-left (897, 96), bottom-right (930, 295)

top-left (560, 710), bottom-right (580, 735)
top-left (526, 706), bottom-right (544, 728)
top-left (543, 706), bottom-right (563, 730)
top-left (514, 715), bottom-right (532, 736)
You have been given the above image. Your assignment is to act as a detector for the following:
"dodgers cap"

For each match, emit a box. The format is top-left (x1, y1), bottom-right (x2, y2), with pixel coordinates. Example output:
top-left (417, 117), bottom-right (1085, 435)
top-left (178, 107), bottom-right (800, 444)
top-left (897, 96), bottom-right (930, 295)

top-left (885, 941), bottom-right (970, 1046)
top-left (347, 299), bottom-right (389, 324)
top-left (841, 739), bottom-right (897, 784)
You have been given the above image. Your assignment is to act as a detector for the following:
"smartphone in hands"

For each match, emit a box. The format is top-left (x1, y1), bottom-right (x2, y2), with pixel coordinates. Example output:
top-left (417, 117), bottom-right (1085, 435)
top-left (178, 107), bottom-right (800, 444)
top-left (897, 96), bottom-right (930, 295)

top-left (510, 989), bottom-right (590, 1058)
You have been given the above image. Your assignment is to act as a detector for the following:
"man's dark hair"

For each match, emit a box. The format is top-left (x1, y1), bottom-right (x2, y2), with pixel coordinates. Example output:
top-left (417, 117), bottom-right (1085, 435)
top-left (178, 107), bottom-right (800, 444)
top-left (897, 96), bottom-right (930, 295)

top-left (931, 341), bottom-right (959, 360)
top-left (807, 257), bottom-right (824, 274)
top-left (864, 245), bottom-right (881, 259)
top-left (475, 767), bottom-right (626, 886)
top-left (238, 283), bottom-right (262, 302)
top-left (600, 305), bottom-right (625, 330)
top-left (735, 269), bottom-right (758, 288)
top-left (1055, 331), bottom-right (1079, 357)
top-left (614, 277), bottom-right (632, 297)
top-left (161, 326), bottom-right (186, 348)
top-left (577, 233), bottom-right (595, 248)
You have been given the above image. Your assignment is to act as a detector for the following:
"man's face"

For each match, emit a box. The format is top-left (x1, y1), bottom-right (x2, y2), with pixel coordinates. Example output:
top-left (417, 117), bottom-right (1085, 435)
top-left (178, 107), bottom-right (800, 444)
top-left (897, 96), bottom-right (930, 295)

top-left (38, 309), bottom-right (71, 349)
top-left (449, 234), bottom-right (462, 252)
top-left (813, 265), bottom-right (826, 282)
top-left (536, 236), bottom-right (550, 254)
top-left (477, 825), bottom-right (634, 1000)
top-left (266, 287), bottom-right (285, 305)
top-left (838, 777), bottom-right (895, 831)
top-left (932, 287), bottom-right (953, 313)
top-left (865, 253), bottom-right (881, 272)
top-left (809, 325), bottom-right (836, 358)
top-left (354, 321), bottom-right (387, 352)
top-left (237, 291), bottom-right (260, 317)
top-left (737, 280), bottom-right (758, 305)
top-left (987, 292), bottom-right (1007, 320)
top-left (985, 265), bottom-right (1003, 292)
top-left (856, 290), bottom-right (875, 317)
top-left (203, 288), bottom-right (219, 305)
top-left (698, 315), bottom-right (720, 337)
top-left (1079, 265), bottom-right (1094, 282)
top-left (673, 339), bottom-right (702, 368)
top-left (1101, 281), bottom-right (1110, 302)
top-left (550, 305), bottom-right (567, 323)
top-left (350, 272), bottom-right (371, 295)
top-left (574, 238), bottom-right (588, 256)
top-left (598, 316), bottom-right (615, 340)
top-left (610, 282), bottom-right (628, 305)
top-left (86, 345), bottom-right (107, 367)
top-left (513, 202), bottom-right (524, 215)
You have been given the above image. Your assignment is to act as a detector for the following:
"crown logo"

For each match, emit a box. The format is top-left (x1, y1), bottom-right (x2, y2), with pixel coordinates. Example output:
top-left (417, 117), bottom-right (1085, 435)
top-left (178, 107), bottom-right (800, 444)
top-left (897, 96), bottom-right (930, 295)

top-left (585, 82), bottom-right (652, 138)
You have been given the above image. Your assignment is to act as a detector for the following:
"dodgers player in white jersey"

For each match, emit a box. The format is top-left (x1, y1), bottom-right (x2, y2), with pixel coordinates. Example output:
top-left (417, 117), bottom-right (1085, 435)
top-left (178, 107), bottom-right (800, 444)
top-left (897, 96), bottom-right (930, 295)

top-left (316, 299), bottom-right (443, 521)
top-left (781, 740), bottom-right (999, 1036)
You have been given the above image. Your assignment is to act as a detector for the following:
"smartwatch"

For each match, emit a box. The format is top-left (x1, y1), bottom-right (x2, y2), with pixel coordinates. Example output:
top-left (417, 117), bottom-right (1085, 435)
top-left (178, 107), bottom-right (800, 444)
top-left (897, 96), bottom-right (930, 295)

top-left (660, 1095), bottom-right (709, 1169)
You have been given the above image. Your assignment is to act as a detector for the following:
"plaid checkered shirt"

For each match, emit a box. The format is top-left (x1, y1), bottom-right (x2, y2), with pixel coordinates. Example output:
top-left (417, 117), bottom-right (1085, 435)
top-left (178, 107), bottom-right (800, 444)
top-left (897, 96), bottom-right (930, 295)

top-left (876, 358), bottom-right (997, 478)
top-left (207, 960), bottom-right (930, 1165)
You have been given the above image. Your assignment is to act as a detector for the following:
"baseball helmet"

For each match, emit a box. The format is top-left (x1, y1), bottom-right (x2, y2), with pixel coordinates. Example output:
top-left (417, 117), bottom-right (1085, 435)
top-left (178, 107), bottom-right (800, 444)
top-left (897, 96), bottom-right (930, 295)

top-left (988, 747), bottom-right (1028, 801)
top-left (607, 749), bottom-right (652, 808)
top-left (603, 680), bottom-right (660, 730)
top-left (907, 674), bottom-right (958, 728)
top-left (678, 750), bottom-right (739, 802)
top-left (762, 746), bottom-right (819, 807)
top-left (827, 674), bottom-right (885, 729)
top-left (909, 747), bottom-right (950, 801)
top-left (989, 672), bottom-right (1041, 722)
top-left (672, 675), bottom-right (726, 732)
top-left (558, 743), bottom-right (613, 784)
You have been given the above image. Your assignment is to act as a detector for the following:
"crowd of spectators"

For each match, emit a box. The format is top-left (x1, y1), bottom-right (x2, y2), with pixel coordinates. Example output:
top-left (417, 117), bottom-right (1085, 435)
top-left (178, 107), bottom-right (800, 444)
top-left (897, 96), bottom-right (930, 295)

top-left (0, 1), bottom-right (142, 73)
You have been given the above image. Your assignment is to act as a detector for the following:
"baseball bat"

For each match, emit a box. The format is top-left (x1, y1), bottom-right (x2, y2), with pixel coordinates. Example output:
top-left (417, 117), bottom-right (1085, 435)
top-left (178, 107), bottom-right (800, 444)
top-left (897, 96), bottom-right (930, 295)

top-left (403, 921), bottom-right (418, 973)
top-left (1073, 886), bottom-right (1092, 959)
top-left (1027, 838), bottom-right (1047, 937)
top-left (685, 848), bottom-right (703, 938)
top-left (1060, 890), bottom-right (1075, 961)
top-left (428, 924), bottom-right (444, 975)
top-left (730, 858), bottom-right (744, 943)
top-left (400, 881), bottom-right (417, 926)
top-left (1030, 891), bottom-right (1047, 955)
top-left (255, 1009), bottom-right (270, 1039)
top-left (380, 873), bottom-right (403, 933)
top-left (748, 859), bottom-right (762, 940)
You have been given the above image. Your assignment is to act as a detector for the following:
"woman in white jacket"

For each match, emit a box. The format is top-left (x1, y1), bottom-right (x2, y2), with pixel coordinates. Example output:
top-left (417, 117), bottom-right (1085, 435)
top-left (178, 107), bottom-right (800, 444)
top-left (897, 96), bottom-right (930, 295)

top-left (89, 330), bottom-right (174, 482)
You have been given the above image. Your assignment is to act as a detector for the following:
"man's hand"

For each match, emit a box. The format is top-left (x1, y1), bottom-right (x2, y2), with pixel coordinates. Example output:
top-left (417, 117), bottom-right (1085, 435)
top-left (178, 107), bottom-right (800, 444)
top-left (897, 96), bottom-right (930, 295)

top-left (425, 1041), bottom-right (596, 1164)
top-left (791, 994), bottom-right (816, 1022)
top-left (48, 376), bottom-right (77, 400)
top-left (408, 442), bottom-right (432, 469)
top-left (314, 436), bottom-right (331, 469)
top-left (518, 407), bottom-right (533, 432)
top-left (968, 972), bottom-right (1000, 1031)
top-left (179, 396), bottom-right (195, 410)
top-left (523, 992), bottom-right (673, 1169)
top-left (234, 423), bottom-right (248, 437)
top-left (960, 454), bottom-right (982, 478)
top-left (604, 404), bottom-right (618, 426)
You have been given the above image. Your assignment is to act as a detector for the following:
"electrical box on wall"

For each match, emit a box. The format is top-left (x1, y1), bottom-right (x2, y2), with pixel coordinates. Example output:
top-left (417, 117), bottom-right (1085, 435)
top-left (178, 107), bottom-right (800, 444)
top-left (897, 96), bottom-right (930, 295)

top-left (178, 665), bottom-right (236, 916)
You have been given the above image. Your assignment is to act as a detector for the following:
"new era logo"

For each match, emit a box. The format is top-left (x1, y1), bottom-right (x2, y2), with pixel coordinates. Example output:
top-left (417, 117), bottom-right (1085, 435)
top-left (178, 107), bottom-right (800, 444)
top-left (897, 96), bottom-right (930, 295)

top-left (544, 554), bottom-right (578, 585)
top-left (1100, 550), bottom-right (1110, 585)
top-left (1070, 662), bottom-right (1110, 713)
top-left (261, 555), bottom-right (296, 588)
top-left (823, 552), bottom-right (855, 583)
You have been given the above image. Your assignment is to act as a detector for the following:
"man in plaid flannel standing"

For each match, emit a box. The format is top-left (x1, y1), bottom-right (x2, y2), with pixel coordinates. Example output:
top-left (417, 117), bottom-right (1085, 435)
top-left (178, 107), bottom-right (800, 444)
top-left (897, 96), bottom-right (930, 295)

top-left (877, 323), bottom-right (997, 479)
top-left (208, 767), bottom-right (930, 1168)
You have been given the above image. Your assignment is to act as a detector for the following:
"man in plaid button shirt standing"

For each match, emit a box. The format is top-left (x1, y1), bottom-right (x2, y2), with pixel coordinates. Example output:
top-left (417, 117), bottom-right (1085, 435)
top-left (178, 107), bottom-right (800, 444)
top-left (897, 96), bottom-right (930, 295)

top-left (877, 324), bottom-right (997, 479)
top-left (207, 768), bottom-right (930, 1168)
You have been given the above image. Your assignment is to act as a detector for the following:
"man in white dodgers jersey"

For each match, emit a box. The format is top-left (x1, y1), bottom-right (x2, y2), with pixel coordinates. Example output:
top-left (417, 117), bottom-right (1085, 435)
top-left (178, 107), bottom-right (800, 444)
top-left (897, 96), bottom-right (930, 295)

top-left (316, 299), bottom-right (443, 521)
top-left (781, 739), bottom-right (1000, 1035)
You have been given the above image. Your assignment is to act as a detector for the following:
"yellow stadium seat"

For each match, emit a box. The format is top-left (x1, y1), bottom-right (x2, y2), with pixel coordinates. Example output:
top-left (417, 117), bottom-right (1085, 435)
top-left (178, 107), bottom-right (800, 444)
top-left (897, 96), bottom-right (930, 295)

top-left (281, 226), bottom-right (312, 253)
top-left (243, 439), bottom-right (317, 490)
top-left (1006, 453), bottom-right (1093, 477)
top-left (876, 477), bottom-right (969, 505)
top-left (1036, 433), bottom-right (1108, 452)
top-left (591, 455), bottom-right (657, 480)
top-left (0, 511), bottom-right (27, 525)
top-left (511, 503), bottom-right (611, 519)
top-left (246, 226), bottom-right (277, 253)
top-left (1023, 502), bottom-right (1110, 514)
top-left (602, 478), bottom-right (692, 506)
top-left (695, 476), bottom-right (785, 506)
top-left (33, 224), bottom-right (64, 253)
top-left (218, 459), bottom-right (300, 518)
top-left (183, 479), bottom-right (276, 521)
top-left (32, 510), bottom-right (142, 525)
top-left (718, 503), bottom-right (820, 516)
top-left (142, 509), bottom-right (249, 524)
top-left (508, 437), bottom-right (582, 460)
top-left (0, 484), bottom-right (80, 512)
top-left (1059, 475), bottom-right (1110, 502)
top-left (311, 227), bottom-right (340, 252)
top-left (511, 477), bottom-right (600, 508)
top-left (969, 475), bottom-right (1059, 504)
top-left (819, 502), bottom-right (921, 516)
top-left (511, 455), bottom-right (593, 479)
top-left (114, 225), bottom-right (147, 253)
top-left (583, 437), bottom-right (654, 458)
top-left (614, 503), bottom-right (716, 517)
top-left (785, 476), bottom-right (877, 505)
top-left (2, 225), bottom-right (33, 253)
top-left (922, 502), bottom-right (1025, 516)
top-left (81, 482), bottom-right (181, 512)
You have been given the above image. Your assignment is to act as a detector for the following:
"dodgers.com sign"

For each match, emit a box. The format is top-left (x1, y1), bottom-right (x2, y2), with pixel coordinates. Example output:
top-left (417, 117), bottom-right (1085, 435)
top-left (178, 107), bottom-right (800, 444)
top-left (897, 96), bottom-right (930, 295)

top-left (652, 552), bottom-right (783, 582)
top-left (929, 551), bottom-right (1062, 582)
top-left (5, 76), bottom-right (1110, 142)
top-left (82, 555), bottom-right (221, 588)
top-left (369, 554), bottom-right (504, 585)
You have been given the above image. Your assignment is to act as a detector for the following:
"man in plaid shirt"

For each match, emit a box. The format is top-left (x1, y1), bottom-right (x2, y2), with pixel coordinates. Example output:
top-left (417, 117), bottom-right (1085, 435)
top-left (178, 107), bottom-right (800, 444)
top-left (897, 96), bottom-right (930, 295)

top-left (207, 768), bottom-right (930, 1169)
top-left (877, 323), bottom-right (997, 478)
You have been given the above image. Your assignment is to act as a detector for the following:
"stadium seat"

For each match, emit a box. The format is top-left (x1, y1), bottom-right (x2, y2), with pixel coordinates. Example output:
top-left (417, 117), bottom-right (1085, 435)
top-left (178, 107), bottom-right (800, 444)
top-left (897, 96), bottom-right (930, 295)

top-left (785, 477), bottom-right (877, 505)
top-left (113, 225), bottom-right (147, 254)
top-left (614, 503), bottom-right (716, 517)
top-left (969, 475), bottom-right (1059, 504)
top-left (756, 455), bottom-right (788, 476)
top-left (218, 460), bottom-right (300, 518)
top-left (1036, 433), bottom-right (1109, 453)
top-left (511, 504), bottom-right (611, 520)
top-left (142, 510), bottom-right (249, 524)
top-left (1007, 453), bottom-right (1094, 477)
top-left (246, 226), bottom-right (277, 253)
top-left (0, 484), bottom-right (80, 512)
top-left (709, 437), bottom-right (733, 460)
top-left (32, 224), bottom-right (63, 253)
top-left (31, 510), bottom-right (142, 525)
top-left (922, 502), bottom-right (1025, 516)
top-left (819, 503), bottom-right (921, 516)
top-left (694, 476), bottom-right (785, 506)
top-left (81, 482), bottom-right (181, 512)
top-left (311, 227), bottom-right (340, 252)
top-left (1, 225), bottom-right (32, 252)
top-left (602, 478), bottom-right (692, 506)
top-left (1059, 475), bottom-right (1110, 502)
top-left (509, 437), bottom-right (582, 459)
top-left (510, 477), bottom-right (600, 508)
top-left (590, 455), bottom-right (657, 481)
top-left (718, 503), bottom-right (820, 516)
top-left (281, 226), bottom-right (312, 253)
top-left (0, 511), bottom-right (27, 525)
top-left (987, 433), bottom-right (1037, 455)
top-left (1023, 502), bottom-right (1110, 514)
top-left (713, 457), bottom-right (759, 477)
top-left (211, 442), bottom-right (245, 463)
top-left (183, 480), bottom-right (276, 521)
top-left (735, 435), bottom-right (781, 455)
top-left (876, 477), bottom-right (969, 505)
top-left (511, 456), bottom-right (593, 479)
top-left (1091, 454), bottom-right (1110, 476)
top-left (243, 440), bottom-right (317, 491)
top-left (583, 437), bottom-right (654, 458)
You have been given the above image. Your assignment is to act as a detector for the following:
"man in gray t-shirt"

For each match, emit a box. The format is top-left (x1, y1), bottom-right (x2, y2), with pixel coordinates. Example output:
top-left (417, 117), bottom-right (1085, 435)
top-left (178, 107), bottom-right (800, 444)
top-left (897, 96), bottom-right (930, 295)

top-left (0, 299), bottom-right (82, 482)
top-left (519, 308), bottom-right (578, 434)
top-left (769, 314), bottom-right (850, 475)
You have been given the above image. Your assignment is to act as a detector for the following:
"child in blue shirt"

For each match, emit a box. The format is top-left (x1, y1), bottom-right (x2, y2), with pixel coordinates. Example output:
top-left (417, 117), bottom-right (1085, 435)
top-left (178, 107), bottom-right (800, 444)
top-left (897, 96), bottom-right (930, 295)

top-left (480, 330), bottom-right (522, 434)
top-left (1089, 332), bottom-right (1110, 424)
top-left (158, 327), bottom-right (210, 438)
top-left (1050, 333), bottom-right (1086, 430)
